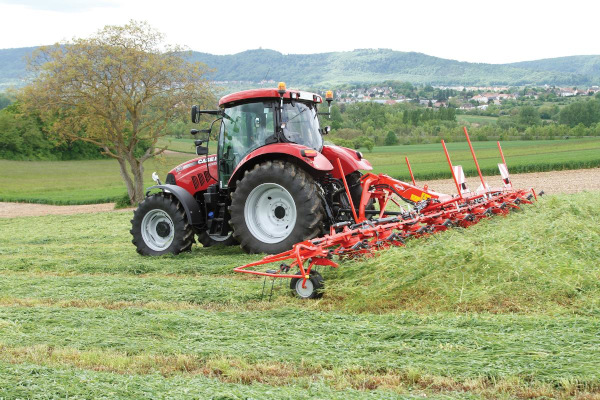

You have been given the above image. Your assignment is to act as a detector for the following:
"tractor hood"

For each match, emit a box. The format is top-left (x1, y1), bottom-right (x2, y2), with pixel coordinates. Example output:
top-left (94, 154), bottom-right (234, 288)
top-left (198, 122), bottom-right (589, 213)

top-left (167, 154), bottom-right (219, 193)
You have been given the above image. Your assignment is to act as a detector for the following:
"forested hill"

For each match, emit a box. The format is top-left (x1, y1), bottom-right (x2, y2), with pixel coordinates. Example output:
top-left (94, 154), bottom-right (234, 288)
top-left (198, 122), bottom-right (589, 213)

top-left (508, 55), bottom-right (600, 77)
top-left (2, 46), bottom-right (600, 88)
top-left (189, 49), bottom-right (600, 86)
top-left (0, 46), bottom-right (37, 88)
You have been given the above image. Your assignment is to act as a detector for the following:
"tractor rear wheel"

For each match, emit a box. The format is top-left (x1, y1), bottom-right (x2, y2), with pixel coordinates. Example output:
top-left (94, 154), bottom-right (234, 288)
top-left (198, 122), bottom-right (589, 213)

top-left (230, 161), bottom-right (323, 254)
top-left (130, 193), bottom-right (194, 256)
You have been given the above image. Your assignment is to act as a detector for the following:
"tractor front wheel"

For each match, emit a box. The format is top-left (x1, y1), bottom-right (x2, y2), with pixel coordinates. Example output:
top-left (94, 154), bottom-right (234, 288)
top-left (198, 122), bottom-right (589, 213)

top-left (230, 161), bottom-right (323, 254)
top-left (130, 193), bottom-right (194, 256)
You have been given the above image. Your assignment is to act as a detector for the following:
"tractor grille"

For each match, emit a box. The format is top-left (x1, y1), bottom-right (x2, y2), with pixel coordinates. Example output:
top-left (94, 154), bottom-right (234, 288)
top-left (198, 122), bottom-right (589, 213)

top-left (197, 172), bottom-right (205, 186)
top-left (191, 176), bottom-right (199, 189)
top-left (204, 170), bottom-right (211, 183)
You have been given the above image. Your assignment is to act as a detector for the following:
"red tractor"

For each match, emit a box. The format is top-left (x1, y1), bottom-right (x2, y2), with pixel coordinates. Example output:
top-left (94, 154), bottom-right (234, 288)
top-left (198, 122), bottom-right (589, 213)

top-left (131, 83), bottom-right (373, 255)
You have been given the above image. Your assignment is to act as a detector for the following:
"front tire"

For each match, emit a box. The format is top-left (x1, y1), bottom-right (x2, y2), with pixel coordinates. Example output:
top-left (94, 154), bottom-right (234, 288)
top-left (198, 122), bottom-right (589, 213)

top-left (130, 193), bottom-right (194, 256)
top-left (230, 161), bottom-right (323, 254)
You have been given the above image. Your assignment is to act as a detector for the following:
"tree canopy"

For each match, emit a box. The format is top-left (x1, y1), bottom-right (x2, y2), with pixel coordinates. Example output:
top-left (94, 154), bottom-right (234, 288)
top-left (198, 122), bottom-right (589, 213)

top-left (20, 20), bottom-right (215, 203)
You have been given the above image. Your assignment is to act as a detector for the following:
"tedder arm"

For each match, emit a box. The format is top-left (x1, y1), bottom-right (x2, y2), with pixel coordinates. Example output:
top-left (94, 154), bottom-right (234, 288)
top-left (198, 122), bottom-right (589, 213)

top-left (234, 128), bottom-right (540, 297)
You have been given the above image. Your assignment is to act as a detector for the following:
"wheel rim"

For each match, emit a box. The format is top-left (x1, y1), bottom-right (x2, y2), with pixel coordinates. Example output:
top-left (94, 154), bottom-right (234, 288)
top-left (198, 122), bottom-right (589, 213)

top-left (244, 183), bottom-right (297, 244)
top-left (295, 278), bottom-right (314, 298)
top-left (141, 209), bottom-right (175, 251)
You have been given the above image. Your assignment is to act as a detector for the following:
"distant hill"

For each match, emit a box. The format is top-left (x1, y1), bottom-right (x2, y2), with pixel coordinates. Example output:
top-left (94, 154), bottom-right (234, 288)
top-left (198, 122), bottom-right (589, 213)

top-left (2, 47), bottom-right (600, 89)
top-left (508, 55), bottom-right (600, 78)
top-left (0, 46), bottom-right (37, 88)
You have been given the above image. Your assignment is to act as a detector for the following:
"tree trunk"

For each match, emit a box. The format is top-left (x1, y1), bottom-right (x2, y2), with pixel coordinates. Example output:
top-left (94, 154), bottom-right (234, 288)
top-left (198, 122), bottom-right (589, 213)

top-left (117, 158), bottom-right (136, 205)
top-left (116, 157), bottom-right (146, 205)
top-left (130, 158), bottom-right (145, 205)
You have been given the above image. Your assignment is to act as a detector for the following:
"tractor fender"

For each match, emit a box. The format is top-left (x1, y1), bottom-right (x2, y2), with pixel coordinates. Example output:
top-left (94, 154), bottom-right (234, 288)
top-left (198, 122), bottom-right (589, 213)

top-left (320, 145), bottom-right (373, 179)
top-left (228, 143), bottom-right (334, 186)
top-left (146, 184), bottom-right (203, 227)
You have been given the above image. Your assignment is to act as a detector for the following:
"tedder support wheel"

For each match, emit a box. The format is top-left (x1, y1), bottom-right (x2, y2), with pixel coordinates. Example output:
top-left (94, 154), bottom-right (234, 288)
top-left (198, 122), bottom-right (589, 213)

top-left (130, 193), bottom-right (194, 256)
top-left (230, 160), bottom-right (323, 254)
top-left (290, 271), bottom-right (324, 299)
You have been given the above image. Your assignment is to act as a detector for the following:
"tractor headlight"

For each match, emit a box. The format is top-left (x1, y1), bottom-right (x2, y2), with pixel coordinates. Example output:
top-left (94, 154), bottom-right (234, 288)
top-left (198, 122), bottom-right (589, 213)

top-left (152, 172), bottom-right (161, 185)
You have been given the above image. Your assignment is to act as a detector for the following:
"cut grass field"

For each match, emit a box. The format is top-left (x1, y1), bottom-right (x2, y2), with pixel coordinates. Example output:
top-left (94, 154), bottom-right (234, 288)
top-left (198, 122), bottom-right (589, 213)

top-left (1, 191), bottom-right (600, 398)
top-left (2, 137), bottom-right (599, 205)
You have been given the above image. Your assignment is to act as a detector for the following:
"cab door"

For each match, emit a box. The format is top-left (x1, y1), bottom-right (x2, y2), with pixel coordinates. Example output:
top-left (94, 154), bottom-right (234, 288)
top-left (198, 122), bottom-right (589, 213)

top-left (217, 102), bottom-right (275, 189)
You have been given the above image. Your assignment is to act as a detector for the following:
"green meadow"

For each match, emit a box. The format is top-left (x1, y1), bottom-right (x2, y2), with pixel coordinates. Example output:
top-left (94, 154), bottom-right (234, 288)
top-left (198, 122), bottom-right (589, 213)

top-left (1, 192), bottom-right (600, 398)
top-left (1, 137), bottom-right (599, 205)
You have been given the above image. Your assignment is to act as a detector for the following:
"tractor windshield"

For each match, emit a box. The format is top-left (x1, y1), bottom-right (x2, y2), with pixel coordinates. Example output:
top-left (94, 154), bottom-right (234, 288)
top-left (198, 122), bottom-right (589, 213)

top-left (281, 102), bottom-right (322, 150)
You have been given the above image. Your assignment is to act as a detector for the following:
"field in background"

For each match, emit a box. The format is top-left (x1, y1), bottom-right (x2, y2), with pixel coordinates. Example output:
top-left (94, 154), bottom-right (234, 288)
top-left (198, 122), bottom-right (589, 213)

top-left (456, 114), bottom-right (498, 125)
top-left (367, 137), bottom-right (600, 180)
top-left (0, 153), bottom-right (190, 205)
top-left (158, 137), bottom-right (217, 154)
top-left (1, 137), bottom-right (600, 205)
top-left (1, 192), bottom-right (599, 398)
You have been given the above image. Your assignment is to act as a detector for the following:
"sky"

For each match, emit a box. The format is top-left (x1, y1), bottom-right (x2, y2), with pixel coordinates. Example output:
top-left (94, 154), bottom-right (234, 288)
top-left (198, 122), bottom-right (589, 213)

top-left (0, 0), bottom-right (599, 64)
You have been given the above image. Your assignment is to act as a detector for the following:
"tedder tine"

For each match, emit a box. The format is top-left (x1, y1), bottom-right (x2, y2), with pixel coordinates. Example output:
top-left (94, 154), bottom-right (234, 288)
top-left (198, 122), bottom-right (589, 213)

top-left (405, 156), bottom-right (416, 186)
top-left (463, 126), bottom-right (489, 194)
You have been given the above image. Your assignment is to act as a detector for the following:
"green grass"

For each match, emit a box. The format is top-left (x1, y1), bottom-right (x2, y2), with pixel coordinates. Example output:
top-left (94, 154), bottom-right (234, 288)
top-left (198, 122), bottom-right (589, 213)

top-left (1, 192), bottom-right (600, 398)
top-left (1, 137), bottom-right (599, 205)
top-left (0, 362), bottom-right (474, 400)
top-left (456, 115), bottom-right (498, 125)
top-left (157, 136), bottom-right (218, 154)
top-left (362, 137), bottom-right (600, 181)
top-left (327, 192), bottom-right (600, 314)
top-left (0, 153), bottom-right (191, 205)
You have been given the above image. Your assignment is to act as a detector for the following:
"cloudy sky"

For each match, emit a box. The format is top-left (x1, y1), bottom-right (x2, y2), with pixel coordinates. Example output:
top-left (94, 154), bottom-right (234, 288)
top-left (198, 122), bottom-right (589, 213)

top-left (0, 0), bottom-right (598, 64)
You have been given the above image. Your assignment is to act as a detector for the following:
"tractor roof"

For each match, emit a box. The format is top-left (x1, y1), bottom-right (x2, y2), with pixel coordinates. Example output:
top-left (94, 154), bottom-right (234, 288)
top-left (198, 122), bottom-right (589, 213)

top-left (219, 88), bottom-right (323, 107)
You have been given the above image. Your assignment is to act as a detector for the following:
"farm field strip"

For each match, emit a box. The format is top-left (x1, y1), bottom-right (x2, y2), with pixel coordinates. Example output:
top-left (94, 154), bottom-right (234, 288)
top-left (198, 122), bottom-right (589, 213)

top-left (0, 152), bottom-right (191, 205)
top-left (0, 361), bottom-right (482, 400)
top-left (1, 193), bottom-right (600, 315)
top-left (368, 139), bottom-right (600, 179)
top-left (0, 212), bottom-right (259, 276)
top-left (0, 272), bottom-right (271, 307)
top-left (1, 306), bottom-right (599, 388)
top-left (1, 138), bottom-right (600, 204)
top-left (1, 192), bottom-right (600, 398)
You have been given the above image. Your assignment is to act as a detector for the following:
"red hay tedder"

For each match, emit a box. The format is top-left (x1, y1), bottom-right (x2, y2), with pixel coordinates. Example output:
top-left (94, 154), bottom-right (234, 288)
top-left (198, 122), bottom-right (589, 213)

top-left (131, 83), bottom-right (540, 299)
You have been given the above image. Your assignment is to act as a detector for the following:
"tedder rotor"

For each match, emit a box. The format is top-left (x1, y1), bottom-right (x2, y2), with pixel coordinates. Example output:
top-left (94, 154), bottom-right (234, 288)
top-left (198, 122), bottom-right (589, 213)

top-left (130, 83), bottom-right (541, 298)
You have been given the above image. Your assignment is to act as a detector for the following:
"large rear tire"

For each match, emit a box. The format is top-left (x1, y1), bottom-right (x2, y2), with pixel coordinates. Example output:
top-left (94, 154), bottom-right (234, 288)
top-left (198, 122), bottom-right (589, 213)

top-left (130, 193), bottom-right (194, 256)
top-left (230, 161), bottom-right (323, 254)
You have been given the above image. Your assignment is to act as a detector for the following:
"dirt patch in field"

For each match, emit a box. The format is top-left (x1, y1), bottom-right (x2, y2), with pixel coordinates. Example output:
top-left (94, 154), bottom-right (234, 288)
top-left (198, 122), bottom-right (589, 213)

top-left (422, 168), bottom-right (600, 196)
top-left (0, 202), bottom-right (132, 219)
top-left (1, 168), bottom-right (598, 219)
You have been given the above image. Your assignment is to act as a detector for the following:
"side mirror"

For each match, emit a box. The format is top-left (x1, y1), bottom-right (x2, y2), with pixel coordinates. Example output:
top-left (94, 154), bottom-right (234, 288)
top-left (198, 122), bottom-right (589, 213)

top-left (191, 105), bottom-right (199, 123)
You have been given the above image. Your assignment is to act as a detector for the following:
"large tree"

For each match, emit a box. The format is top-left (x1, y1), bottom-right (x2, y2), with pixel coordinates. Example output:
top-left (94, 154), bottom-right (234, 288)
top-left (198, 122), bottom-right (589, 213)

top-left (21, 20), bottom-right (214, 204)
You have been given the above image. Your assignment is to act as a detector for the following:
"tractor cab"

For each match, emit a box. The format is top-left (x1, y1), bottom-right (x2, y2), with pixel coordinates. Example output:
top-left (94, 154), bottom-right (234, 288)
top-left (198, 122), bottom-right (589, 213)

top-left (216, 83), bottom-right (326, 188)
